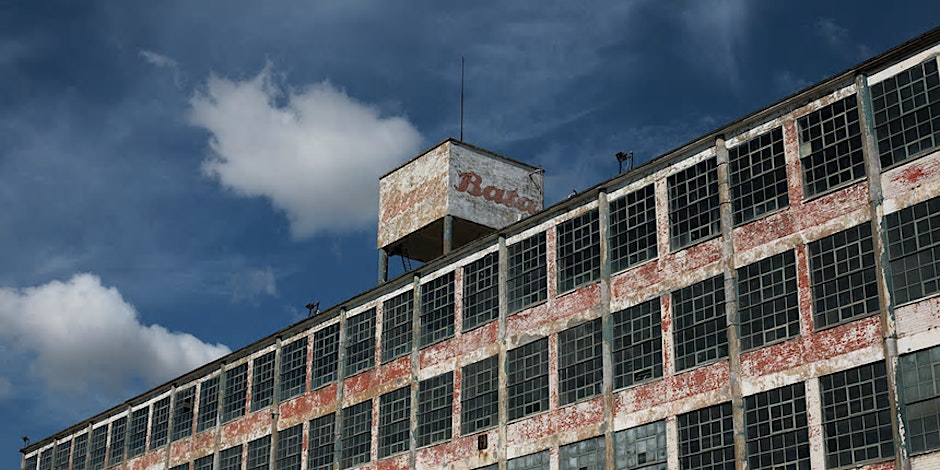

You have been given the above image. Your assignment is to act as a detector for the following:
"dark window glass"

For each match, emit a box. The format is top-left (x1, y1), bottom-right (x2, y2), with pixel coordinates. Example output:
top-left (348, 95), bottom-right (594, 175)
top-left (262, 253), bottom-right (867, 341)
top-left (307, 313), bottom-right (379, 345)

top-left (127, 407), bottom-right (148, 459)
top-left (341, 400), bottom-right (372, 469)
top-left (311, 323), bottom-right (339, 390)
top-left (737, 251), bottom-right (799, 350)
top-left (744, 383), bottom-right (810, 469)
top-left (508, 338), bottom-right (549, 420)
top-left (559, 435), bottom-right (605, 470)
top-left (108, 417), bottom-right (127, 467)
top-left (308, 414), bottom-right (335, 470)
top-left (193, 454), bottom-right (213, 470)
top-left (39, 450), bottom-right (52, 470)
top-left (461, 356), bottom-right (498, 435)
top-left (729, 127), bottom-right (789, 225)
top-left (507, 451), bottom-right (550, 470)
top-left (246, 435), bottom-right (271, 470)
top-left (886, 196), bottom-right (940, 304)
top-left (557, 209), bottom-right (601, 293)
top-left (378, 387), bottom-right (411, 458)
top-left (672, 275), bottom-right (727, 371)
top-left (508, 232), bottom-right (547, 313)
top-left (251, 352), bottom-right (276, 412)
top-left (382, 290), bottom-right (413, 363)
top-left (222, 363), bottom-right (248, 422)
top-left (463, 252), bottom-right (499, 330)
top-left (421, 272), bottom-right (455, 347)
top-left (220, 445), bottom-right (242, 470)
top-left (25, 456), bottom-right (38, 470)
top-left (149, 396), bottom-right (171, 450)
top-left (171, 386), bottom-right (196, 441)
top-left (197, 376), bottom-right (220, 432)
top-left (417, 372), bottom-right (453, 447)
top-left (798, 95), bottom-right (865, 196)
top-left (610, 184), bottom-right (658, 273)
top-left (54, 441), bottom-right (70, 470)
top-left (808, 223), bottom-right (879, 328)
top-left (871, 59), bottom-right (940, 168)
top-left (819, 362), bottom-right (895, 467)
top-left (88, 427), bottom-right (108, 470)
top-left (73, 433), bottom-right (88, 470)
top-left (678, 403), bottom-right (734, 470)
top-left (558, 318), bottom-right (603, 405)
top-left (275, 424), bottom-right (303, 470)
top-left (668, 158), bottom-right (720, 249)
top-left (345, 309), bottom-right (376, 377)
top-left (899, 345), bottom-right (940, 453)
top-left (170, 465), bottom-right (189, 470)
top-left (614, 420), bottom-right (667, 470)
top-left (613, 299), bottom-right (663, 389)
top-left (279, 337), bottom-right (308, 401)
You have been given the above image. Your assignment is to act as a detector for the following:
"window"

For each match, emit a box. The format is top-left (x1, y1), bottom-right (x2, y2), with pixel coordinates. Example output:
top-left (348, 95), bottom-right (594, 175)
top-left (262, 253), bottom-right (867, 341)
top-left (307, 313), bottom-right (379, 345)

top-left (54, 441), bottom-right (70, 470)
top-left (40, 450), bottom-right (52, 470)
top-left (899, 345), bottom-right (940, 453)
top-left (463, 252), bottom-right (499, 331)
top-left (421, 272), bottom-right (455, 347)
top-left (560, 436), bottom-right (605, 470)
top-left (508, 338), bottom-right (549, 421)
top-left (170, 464), bottom-right (189, 470)
top-left (108, 417), bottom-right (127, 467)
top-left (737, 251), bottom-right (799, 350)
top-left (341, 400), bottom-right (372, 469)
top-left (508, 232), bottom-right (547, 313)
top-left (345, 309), bottom-right (375, 377)
top-left (461, 356), bottom-right (498, 435)
top-left (149, 396), bottom-right (171, 450)
top-left (557, 209), bottom-right (601, 292)
top-left (308, 413), bottom-right (336, 470)
top-left (417, 372), bottom-right (453, 447)
top-left (612, 299), bottom-right (663, 389)
top-left (197, 376), bottom-right (220, 432)
top-left (886, 195), bottom-right (940, 304)
top-left (610, 184), bottom-right (658, 273)
top-left (246, 435), bottom-right (271, 470)
top-left (275, 424), bottom-right (303, 470)
top-left (677, 403), bottom-right (734, 470)
top-left (558, 318), bottom-right (603, 405)
top-left (729, 127), bottom-right (789, 225)
top-left (25, 456), bottom-right (37, 470)
top-left (72, 433), bottom-right (88, 470)
top-left (668, 158), bottom-right (720, 249)
top-left (508, 451), bottom-right (550, 470)
top-left (382, 290), bottom-right (413, 363)
top-left (222, 363), bottom-right (248, 421)
top-left (279, 337), bottom-right (308, 402)
top-left (798, 95), bottom-right (865, 196)
top-left (378, 387), bottom-right (411, 458)
top-left (614, 420), bottom-right (667, 470)
top-left (251, 352), bottom-right (276, 412)
top-left (127, 407), bottom-right (148, 458)
top-left (672, 275), bottom-right (727, 371)
top-left (744, 383), bottom-right (809, 469)
top-left (220, 445), bottom-right (242, 470)
top-left (311, 323), bottom-right (339, 390)
top-left (871, 58), bottom-right (940, 168)
top-left (809, 223), bottom-right (879, 328)
top-left (194, 455), bottom-right (214, 470)
top-left (88, 427), bottom-right (107, 470)
top-left (171, 386), bottom-right (195, 441)
top-left (820, 361), bottom-right (894, 467)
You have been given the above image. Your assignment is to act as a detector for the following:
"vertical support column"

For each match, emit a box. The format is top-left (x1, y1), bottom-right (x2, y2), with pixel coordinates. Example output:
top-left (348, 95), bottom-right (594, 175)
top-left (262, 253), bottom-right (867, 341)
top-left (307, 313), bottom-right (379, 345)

top-left (444, 215), bottom-right (454, 255)
top-left (804, 377), bottom-right (826, 469)
top-left (715, 136), bottom-right (746, 469)
top-left (334, 308), bottom-right (347, 470)
top-left (597, 191), bottom-right (615, 470)
top-left (83, 422), bottom-right (94, 470)
top-left (213, 363), bottom-right (225, 469)
top-left (270, 338), bottom-right (283, 470)
top-left (379, 248), bottom-right (389, 284)
top-left (497, 236), bottom-right (509, 470)
top-left (856, 74), bottom-right (908, 469)
top-left (409, 275), bottom-right (421, 470)
top-left (163, 385), bottom-right (176, 470)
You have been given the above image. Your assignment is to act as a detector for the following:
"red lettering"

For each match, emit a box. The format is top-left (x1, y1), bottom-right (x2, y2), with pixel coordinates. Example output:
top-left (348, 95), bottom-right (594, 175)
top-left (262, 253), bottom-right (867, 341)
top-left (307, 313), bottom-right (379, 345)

top-left (483, 186), bottom-right (504, 202)
top-left (454, 172), bottom-right (483, 196)
top-left (452, 171), bottom-right (539, 215)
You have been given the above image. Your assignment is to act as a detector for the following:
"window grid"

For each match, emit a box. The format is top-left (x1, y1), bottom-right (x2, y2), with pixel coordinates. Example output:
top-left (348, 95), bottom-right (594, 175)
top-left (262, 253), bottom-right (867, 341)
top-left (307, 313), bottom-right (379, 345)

top-left (560, 436), bottom-right (605, 470)
top-left (308, 413), bottom-right (336, 470)
top-left (729, 127), bottom-right (789, 225)
top-left (809, 223), bottom-right (879, 328)
top-left (462, 252), bottom-right (499, 331)
top-left (196, 376), bottom-right (220, 432)
top-left (417, 372), bottom-right (453, 447)
top-left (251, 352), bottom-right (276, 412)
top-left (39, 450), bottom-right (52, 470)
top-left (88, 427), bottom-right (108, 470)
top-left (613, 299), bottom-right (663, 389)
top-left (886, 195), bottom-right (940, 304)
top-left (25, 456), bottom-right (38, 470)
top-left (378, 387), bottom-right (411, 458)
top-left (127, 407), bottom-right (148, 459)
top-left (678, 402), bottom-right (735, 470)
top-left (668, 158), bottom-right (720, 249)
top-left (169, 465), bottom-right (189, 470)
top-left (899, 345), bottom-right (940, 453)
top-left (508, 232), bottom-right (547, 313)
top-left (345, 309), bottom-right (376, 377)
top-left (194, 455), bottom-right (213, 470)
top-left (54, 441), bottom-right (70, 470)
top-left (871, 59), bottom-right (940, 168)
top-left (382, 290), bottom-right (413, 363)
top-left (279, 337), bottom-right (308, 402)
top-left (341, 400), bottom-right (372, 469)
top-left (610, 184), bottom-right (658, 273)
top-left (820, 361), bottom-right (894, 467)
top-left (508, 338), bottom-right (549, 421)
top-left (72, 433), bottom-right (88, 470)
top-left (737, 251), bottom-right (799, 350)
top-left (614, 420), bottom-right (667, 470)
top-left (311, 323), bottom-right (339, 390)
top-left (558, 318), bottom-right (603, 405)
top-left (222, 363), bottom-right (248, 422)
top-left (220, 445), bottom-right (243, 470)
top-left (744, 382), bottom-right (810, 469)
top-left (461, 356), bottom-right (498, 435)
top-left (797, 95), bottom-right (865, 196)
top-left (672, 275), bottom-right (727, 371)
top-left (557, 209), bottom-right (601, 293)
top-left (508, 451), bottom-right (550, 470)
top-left (149, 396), bottom-right (171, 450)
top-left (246, 435), bottom-right (271, 470)
top-left (421, 272), bottom-right (455, 347)
top-left (275, 424), bottom-right (303, 470)
top-left (171, 387), bottom-right (196, 441)
top-left (108, 417), bottom-right (127, 467)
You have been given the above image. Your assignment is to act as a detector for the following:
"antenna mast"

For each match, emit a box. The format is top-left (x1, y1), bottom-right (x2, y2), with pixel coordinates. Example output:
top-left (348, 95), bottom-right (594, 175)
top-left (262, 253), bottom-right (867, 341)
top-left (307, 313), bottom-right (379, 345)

top-left (460, 56), bottom-right (465, 141)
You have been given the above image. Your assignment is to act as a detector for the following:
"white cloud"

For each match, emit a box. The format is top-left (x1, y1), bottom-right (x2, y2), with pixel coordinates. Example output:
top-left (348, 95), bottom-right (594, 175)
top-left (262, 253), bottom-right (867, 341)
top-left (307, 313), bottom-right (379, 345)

top-left (0, 274), bottom-right (230, 395)
top-left (228, 266), bottom-right (277, 302)
top-left (139, 49), bottom-right (185, 87)
top-left (681, 0), bottom-right (748, 84)
top-left (814, 18), bottom-right (871, 60)
top-left (189, 66), bottom-right (423, 238)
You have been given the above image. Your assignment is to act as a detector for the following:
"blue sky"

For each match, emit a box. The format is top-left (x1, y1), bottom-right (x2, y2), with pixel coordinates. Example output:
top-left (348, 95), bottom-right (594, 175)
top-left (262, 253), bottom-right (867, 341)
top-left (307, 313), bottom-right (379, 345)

top-left (1, 0), bottom-right (937, 465)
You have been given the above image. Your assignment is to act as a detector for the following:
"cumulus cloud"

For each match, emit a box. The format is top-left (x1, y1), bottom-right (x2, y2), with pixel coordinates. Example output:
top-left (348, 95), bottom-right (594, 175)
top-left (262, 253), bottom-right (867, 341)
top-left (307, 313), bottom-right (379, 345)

top-left (189, 66), bottom-right (423, 238)
top-left (0, 274), bottom-right (230, 395)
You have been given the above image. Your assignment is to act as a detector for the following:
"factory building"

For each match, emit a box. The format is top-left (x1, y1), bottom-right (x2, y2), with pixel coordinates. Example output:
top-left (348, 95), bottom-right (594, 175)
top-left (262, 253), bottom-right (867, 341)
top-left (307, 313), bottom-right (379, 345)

top-left (21, 27), bottom-right (940, 470)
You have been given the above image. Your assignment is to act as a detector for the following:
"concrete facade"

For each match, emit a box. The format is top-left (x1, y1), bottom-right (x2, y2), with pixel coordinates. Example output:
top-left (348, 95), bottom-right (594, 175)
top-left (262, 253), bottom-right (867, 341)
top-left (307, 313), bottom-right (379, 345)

top-left (22, 27), bottom-right (940, 470)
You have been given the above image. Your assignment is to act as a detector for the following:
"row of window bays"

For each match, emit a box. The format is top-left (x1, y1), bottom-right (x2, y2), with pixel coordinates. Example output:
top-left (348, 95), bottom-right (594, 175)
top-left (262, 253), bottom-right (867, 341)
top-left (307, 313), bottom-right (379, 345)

top-left (26, 345), bottom-right (940, 470)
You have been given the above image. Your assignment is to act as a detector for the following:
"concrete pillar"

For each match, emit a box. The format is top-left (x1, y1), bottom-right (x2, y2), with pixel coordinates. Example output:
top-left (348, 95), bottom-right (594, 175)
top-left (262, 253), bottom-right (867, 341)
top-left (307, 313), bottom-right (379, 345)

top-left (497, 236), bottom-right (508, 470)
top-left (409, 276), bottom-right (422, 470)
top-left (597, 191), bottom-right (615, 470)
top-left (444, 215), bottom-right (454, 255)
top-left (334, 308), bottom-right (347, 470)
top-left (378, 248), bottom-right (389, 284)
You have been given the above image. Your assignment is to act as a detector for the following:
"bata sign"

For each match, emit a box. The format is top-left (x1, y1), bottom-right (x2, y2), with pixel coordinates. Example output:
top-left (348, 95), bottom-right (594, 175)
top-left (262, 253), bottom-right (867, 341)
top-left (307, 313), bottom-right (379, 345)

top-left (453, 171), bottom-right (539, 215)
